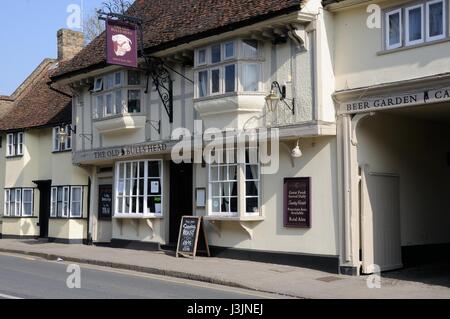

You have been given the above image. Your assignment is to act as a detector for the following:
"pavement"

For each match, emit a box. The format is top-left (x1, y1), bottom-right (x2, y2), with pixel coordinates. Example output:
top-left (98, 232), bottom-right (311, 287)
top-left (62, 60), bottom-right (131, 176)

top-left (0, 239), bottom-right (449, 299)
top-left (0, 253), bottom-right (277, 299)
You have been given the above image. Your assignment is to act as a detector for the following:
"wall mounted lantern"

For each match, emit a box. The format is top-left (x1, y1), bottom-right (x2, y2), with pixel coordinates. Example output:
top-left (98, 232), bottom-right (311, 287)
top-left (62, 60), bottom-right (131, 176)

top-left (265, 81), bottom-right (295, 115)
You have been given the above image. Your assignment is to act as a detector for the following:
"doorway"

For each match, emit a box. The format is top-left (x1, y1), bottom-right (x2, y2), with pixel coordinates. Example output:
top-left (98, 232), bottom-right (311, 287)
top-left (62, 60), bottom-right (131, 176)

top-left (34, 180), bottom-right (51, 238)
top-left (169, 162), bottom-right (193, 244)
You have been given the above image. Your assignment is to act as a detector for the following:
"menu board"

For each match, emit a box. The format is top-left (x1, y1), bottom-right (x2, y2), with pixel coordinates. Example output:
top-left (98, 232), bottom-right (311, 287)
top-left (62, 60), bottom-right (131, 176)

top-left (176, 216), bottom-right (210, 258)
top-left (284, 178), bottom-right (311, 228)
top-left (98, 185), bottom-right (113, 220)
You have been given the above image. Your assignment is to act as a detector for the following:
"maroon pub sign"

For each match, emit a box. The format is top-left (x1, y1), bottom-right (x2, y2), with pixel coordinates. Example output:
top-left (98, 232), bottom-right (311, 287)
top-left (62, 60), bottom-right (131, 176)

top-left (106, 19), bottom-right (138, 68)
top-left (284, 177), bottom-right (311, 228)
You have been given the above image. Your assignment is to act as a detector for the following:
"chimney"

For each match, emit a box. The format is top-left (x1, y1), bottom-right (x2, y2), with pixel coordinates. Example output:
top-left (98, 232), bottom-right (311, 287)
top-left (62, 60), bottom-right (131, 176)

top-left (57, 29), bottom-right (84, 61)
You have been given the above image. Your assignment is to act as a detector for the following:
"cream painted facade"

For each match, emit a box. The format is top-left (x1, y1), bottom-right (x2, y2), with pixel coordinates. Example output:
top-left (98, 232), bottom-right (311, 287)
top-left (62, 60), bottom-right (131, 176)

top-left (0, 128), bottom-right (90, 242)
top-left (327, 0), bottom-right (450, 274)
top-left (50, 1), bottom-right (342, 272)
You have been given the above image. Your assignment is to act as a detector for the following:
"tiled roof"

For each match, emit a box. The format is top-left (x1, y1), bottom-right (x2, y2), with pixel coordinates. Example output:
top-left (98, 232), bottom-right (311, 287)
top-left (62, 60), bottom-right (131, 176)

top-left (0, 61), bottom-right (72, 132)
top-left (52, 0), bottom-right (302, 80)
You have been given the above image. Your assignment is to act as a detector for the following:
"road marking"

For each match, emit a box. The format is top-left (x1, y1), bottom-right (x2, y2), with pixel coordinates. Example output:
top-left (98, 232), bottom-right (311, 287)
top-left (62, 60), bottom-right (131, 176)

top-left (0, 293), bottom-right (23, 300)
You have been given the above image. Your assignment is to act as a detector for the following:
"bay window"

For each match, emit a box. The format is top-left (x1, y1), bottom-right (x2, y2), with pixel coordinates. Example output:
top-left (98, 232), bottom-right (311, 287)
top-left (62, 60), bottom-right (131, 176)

top-left (93, 70), bottom-right (144, 119)
top-left (115, 160), bottom-right (163, 217)
top-left (4, 188), bottom-right (33, 217)
top-left (52, 125), bottom-right (72, 152)
top-left (6, 132), bottom-right (24, 157)
top-left (194, 39), bottom-right (262, 98)
top-left (385, 0), bottom-right (447, 50)
top-left (208, 149), bottom-right (261, 217)
top-left (50, 186), bottom-right (84, 218)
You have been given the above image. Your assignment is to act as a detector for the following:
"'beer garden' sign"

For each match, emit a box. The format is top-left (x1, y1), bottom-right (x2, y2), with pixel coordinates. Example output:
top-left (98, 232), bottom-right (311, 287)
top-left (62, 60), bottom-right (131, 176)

top-left (284, 178), bottom-right (311, 228)
top-left (106, 19), bottom-right (138, 68)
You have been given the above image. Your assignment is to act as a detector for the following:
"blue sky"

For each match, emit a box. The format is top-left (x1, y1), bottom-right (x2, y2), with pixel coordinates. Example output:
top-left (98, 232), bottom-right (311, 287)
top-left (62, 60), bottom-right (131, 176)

top-left (0, 0), bottom-right (105, 95)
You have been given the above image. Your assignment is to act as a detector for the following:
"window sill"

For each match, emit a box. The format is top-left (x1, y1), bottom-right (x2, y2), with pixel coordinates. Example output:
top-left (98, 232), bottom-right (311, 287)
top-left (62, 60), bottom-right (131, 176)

top-left (6, 155), bottom-right (24, 159)
top-left (2, 216), bottom-right (38, 219)
top-left (113, 215), bottom-right (164, 219)
top-left (377, 37), bottom-right (450, 56)
top-left (203, 215), bottom-right (264, 222)
top-left (52, 149), bottom-right (72, 154)
top-left (93, 113), bottom-right (146, 134)
top-left (49, 217), bottom-right (87, 220)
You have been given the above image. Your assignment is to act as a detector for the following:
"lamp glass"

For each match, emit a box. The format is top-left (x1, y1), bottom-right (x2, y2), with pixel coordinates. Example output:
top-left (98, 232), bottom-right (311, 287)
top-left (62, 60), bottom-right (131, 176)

top-left (58, 127), bottom-right (68, 144)
top-left (265, 89), bottom-right (280, 112)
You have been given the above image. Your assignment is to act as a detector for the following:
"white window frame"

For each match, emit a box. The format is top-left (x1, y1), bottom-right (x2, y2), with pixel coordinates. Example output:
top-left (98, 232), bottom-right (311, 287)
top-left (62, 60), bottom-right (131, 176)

top-left (4, 189), bottom-right (10, 217)
top-left (21, 188), bottom-right (33, 217)
top-left (210, 68), bottom-right (222, 96)
top-left (3, 188), bottom-right (34, 217)
top-left (114, 159), bottom-right (163, 218)
top-left (194, 39), bottom-right (262, 98)
top-left (223, 41), bottom-right (236, 60)
top-left (93, 71), bottom-right (144, 120)
top-left (386, 8), bottom-right (403, 50)
top-left (50, 187), bottom-right (57, 217)
top-left (70, 186), bottom-right (83, 218)
top-left (240, 63), bottom-right (261, 93)
top-left (6, 132), bottom-right (24, 157)
top-left (207, 149), bottom-right (261, 218)
top-left (426, 0), bottom-right (446, 41)
top-left (50, 186), bottom-right (84, 219)
top-left (406, 4), bottom-right (425, 46)
top-left (6, 133), bottom-right (14, 157)
top-left (52, 125), bottom-right (72, 152)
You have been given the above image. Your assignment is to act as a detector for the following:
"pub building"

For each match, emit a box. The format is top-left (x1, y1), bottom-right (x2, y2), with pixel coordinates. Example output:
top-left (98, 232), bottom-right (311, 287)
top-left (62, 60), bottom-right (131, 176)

top-left (326, 0), bottom-right (450, 275)
top-left (0, 30), bottom-right (90, 243)
top-left (49, 0), bottom-right (340, 273)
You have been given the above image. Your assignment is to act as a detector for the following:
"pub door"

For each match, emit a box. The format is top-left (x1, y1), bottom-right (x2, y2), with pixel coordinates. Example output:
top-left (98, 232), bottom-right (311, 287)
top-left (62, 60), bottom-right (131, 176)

top-left (169, 162), bottom-right (193, 244)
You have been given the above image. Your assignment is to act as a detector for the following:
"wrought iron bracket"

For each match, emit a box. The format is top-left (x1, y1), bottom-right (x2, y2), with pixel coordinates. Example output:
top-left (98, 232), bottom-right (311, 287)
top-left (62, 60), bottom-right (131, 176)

top-left (98, 4), bottom-right (174, 123)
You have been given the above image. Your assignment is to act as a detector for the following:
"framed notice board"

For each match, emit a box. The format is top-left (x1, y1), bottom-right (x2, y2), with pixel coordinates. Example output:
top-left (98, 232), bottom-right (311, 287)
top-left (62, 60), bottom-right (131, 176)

top-left (284, 177), bottom-right (311, 228)
top-left (176, 216), bottom-right (210, 258)
top-left (98, 185), bottom-right (113, 220)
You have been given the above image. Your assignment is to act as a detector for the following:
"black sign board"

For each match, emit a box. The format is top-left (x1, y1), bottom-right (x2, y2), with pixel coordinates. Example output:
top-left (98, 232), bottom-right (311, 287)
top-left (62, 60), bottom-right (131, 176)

top-left (284, 177), bottom-right (311, 228)
top-left (176, 216), bottom-right (210, 258)
top-left (98, 185), bottom-right (113, 220)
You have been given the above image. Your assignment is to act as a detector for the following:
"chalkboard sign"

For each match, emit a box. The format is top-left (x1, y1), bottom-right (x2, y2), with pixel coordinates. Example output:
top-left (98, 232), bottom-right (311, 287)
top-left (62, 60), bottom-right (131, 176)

top-left (176, 216), bottom-right (210, 258)
top-left (284, 177), bottom-right (311, 228)
top-left (98, 185), bottom-right (113, 220)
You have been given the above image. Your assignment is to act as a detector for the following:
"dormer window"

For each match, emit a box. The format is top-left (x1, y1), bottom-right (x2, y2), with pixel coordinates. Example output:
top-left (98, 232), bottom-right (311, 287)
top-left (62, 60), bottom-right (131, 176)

top-left (93, 70), bottom-right (144, 119)
top-left (194, 39), bottom-right (263, 98)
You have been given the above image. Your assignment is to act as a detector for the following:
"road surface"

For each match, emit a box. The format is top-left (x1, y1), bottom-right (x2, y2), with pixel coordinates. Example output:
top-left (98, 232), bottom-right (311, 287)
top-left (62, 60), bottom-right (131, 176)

top-left (0, 253), bottom-right (280, 299)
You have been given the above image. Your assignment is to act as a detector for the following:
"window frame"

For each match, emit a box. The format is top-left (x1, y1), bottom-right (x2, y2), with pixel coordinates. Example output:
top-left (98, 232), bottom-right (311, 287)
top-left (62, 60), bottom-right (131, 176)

top-left (6, 132), bottom-right (24, 157)
top-left (386, 8), bottom-right (403, 50)
top-left (114, 159), bottom-right (164, 218)
top-left (50, 186), bottom-right (85, 219)
top-left (406, 4), bottom-right (425, 46)
top-left (70, 186), bottom-right (83, 218)
top-left (426, 0), bottom-right (446, 41)
top-left (207, 149), bottom-right (261, 218)
top-left (93, 71), bottom-right (145, 120)
top-left (3, 188), bottom-right (34, 217)
top-left (194, 39), bottom-right (263, 99)
top-left (52, 125), bottom-right (72, 152)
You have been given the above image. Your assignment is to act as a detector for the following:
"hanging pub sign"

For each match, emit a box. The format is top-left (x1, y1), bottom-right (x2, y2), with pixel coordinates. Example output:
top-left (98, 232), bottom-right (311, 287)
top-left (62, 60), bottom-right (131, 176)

top-left (284, 177), bottom-right (311, 228)
top-left (106, 19), bottom-right (138, 68)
